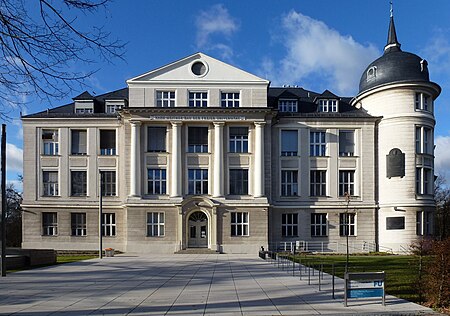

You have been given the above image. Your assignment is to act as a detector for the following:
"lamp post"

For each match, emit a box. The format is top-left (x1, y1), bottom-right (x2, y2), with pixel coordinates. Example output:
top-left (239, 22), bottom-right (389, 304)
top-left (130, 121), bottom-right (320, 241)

top-left (1, 124), bottom-right (6, 276)
top-left (344, 192), bottom-right (350, 274)
top-left (99, 171), bottom-right (103, 259)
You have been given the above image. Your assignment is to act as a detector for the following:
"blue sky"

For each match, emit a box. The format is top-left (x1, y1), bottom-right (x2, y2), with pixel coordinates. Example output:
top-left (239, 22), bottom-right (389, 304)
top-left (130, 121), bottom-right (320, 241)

top-left (3, 0), bottom-right (450, 190)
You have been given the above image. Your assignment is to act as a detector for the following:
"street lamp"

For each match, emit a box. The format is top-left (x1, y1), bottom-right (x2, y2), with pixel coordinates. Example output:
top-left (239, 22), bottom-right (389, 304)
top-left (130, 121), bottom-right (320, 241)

top-left (344, 191), bottom-right (350, 274)
top-left (98, 171), bottom-right (103, 259)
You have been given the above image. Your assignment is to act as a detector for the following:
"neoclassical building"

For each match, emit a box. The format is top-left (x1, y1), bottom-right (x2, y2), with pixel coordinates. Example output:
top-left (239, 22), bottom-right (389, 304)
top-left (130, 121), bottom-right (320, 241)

top-left (21, 15), bottom-right (440, 253)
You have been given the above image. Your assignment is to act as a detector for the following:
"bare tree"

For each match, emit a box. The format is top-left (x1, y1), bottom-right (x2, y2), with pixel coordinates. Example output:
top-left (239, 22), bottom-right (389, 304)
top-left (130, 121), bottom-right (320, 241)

top-left (0, 0), bottom-right (125, 117)
top-left (5, 183), bottom-right (22, 247)
top-left (435, 175), bottom-right (450, 240)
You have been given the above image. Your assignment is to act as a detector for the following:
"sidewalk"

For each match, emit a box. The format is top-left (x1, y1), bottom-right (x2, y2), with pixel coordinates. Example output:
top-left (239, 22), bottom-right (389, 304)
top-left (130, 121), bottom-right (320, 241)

top-left (0, 254), bottom-right (438, 315)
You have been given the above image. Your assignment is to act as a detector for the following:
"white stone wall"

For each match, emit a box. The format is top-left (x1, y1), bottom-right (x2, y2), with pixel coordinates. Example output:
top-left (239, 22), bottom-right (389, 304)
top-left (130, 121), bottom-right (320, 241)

top-left (355, 84), bottom-right (438, 252)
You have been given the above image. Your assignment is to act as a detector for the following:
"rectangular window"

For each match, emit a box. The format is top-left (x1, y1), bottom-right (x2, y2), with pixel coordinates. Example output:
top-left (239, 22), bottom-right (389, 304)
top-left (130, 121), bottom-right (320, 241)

top-left (156, 91), bottom-right (175, 107)
top-left (147, 212), bottom-right (165, 236)
top-left (278, 100), bottom-right (298, 112)
top-left (281, 130), bottom-right (298, 156)
top-left (229, 127), bottom-right (248, 153)
top-left (102, 213), bottom-right (116, 236)
top-left (281, 170), bottom-right (298, 196)
top-left (221, 92), bottom-right (240, 108)
top-left (425, 211), bottom-right (434, 236)
top-left (415, 126), bottom-right (432, 154)
top-left (416, 211), bottom-right (434, 236)
top-left (189, 92), bottom-right (208, 107)
top-left (318, 99), bottom-right (338, 112)
top-left (42, 212), bottom-right (57, 236)
top-left (188, 169), bottom-right (208, 195)
top-left (147, 169), bottom-right (166, 195)
top-left (75, 105), bottom-right (93, 114)
top-left (282, 213), bottom-right (298, 237)
top-left (310, 170), bottom-right (326, 196)
top-left (71, 171), bottom-right (87, 196)
top-left (188, 127), bottom-right (208, 153)
top-left (100, 130), bottom-right (116, 155)
top-left (416, 167), bottom-right (432, 195)
top-left (147, 126), bottom-right (166, 152)
top-left (310, 130), bottom-right (326, 156)
top-left (106, 104), bottom-right (121, 113)
top-left (339, 170), bottom-right (355, 196)
top-left (339, 130), bottom-right (355, 156)
top-left (311, 213), bottom-right (327, 237)
top-left (101, 171), bottom-right (116, 196)
top-left (416, 211), bottom-right (423, 236)
top-left (42, 129), bottom-right (59, 155)
top-left (43, 171), bottom-right (58, 196)
top-left (231, 212), bottom-right (249, 236)
top-left (71, 212), bottom-right (87, 236)
top-left (229, 169), bottom-right (248, 195)
top-left (339, 213), bottom-right (356, 236)
top-left (415, 92), bottom-right (432, 112)
top-left (71, 130), bottom-right (87, 155)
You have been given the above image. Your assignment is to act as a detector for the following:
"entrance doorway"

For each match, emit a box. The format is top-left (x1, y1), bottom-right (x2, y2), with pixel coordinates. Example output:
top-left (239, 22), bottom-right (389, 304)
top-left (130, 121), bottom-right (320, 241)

top-left (188, 211), bottom-right (208, 248)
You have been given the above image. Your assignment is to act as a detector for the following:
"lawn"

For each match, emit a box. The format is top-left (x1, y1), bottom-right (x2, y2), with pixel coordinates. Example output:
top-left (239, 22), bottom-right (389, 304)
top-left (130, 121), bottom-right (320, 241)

top-left (57, 254), bottom-right (97, 264)
top-left (7, 254), bottom-right (97, 273)
top-left (289, 254), bottom-right (423, 302)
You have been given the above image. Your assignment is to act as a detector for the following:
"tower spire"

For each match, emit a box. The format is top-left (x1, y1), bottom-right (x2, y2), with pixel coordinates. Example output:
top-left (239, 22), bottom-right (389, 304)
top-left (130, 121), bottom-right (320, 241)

top-left (384, 1), bottom-right (401, 53)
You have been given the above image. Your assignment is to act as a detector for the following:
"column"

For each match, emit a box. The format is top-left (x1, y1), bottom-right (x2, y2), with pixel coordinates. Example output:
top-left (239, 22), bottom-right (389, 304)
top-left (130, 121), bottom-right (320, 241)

top-left (129, 121), bottom-right (141, 197)
top-left (171, 121), bottom-right (182, 197)
top-left (254, 122), bottom-right (266, 197)
top-left (213, 122), bottom-right (224, 197)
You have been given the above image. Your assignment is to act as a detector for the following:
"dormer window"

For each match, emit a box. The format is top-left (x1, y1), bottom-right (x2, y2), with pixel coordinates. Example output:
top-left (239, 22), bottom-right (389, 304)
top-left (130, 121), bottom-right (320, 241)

top-left (318, 99), bottom-right (338, 112)
top-left (366, 66), bottom-right (377, 82)
top-left (75, 101), bottom-right (94, 114)
top-left (278, 99), bottom-right (298, 112)
top-left (106, 104), bottom-right (121, 113)
top-left (105, 99), bottom-right (125, 113)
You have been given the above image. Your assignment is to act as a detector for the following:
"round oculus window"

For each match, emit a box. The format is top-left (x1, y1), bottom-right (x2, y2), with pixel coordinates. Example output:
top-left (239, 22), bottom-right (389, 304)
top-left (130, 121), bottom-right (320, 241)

top-left (191, 61), bottom-right (207, 76)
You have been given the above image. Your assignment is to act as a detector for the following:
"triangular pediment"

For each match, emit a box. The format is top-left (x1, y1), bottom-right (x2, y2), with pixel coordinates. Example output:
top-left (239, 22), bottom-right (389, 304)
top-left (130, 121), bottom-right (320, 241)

top-left (127, 52), bottom-right (269, 84)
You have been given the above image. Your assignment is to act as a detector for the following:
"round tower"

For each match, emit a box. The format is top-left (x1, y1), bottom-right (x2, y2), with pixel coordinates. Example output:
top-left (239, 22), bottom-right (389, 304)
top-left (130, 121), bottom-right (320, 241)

top-left (352, 13), bottom-right (441, 252)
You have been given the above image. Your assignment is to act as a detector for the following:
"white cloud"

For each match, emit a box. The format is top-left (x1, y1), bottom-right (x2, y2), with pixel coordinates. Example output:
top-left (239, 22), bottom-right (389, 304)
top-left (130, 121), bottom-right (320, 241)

top-left (195, 4), bottom-right (238, 61)
top-left (12, 119), bottom-right (23, 140)
top-left (6, 143), bottom-right (23, 173)
top-left (262, 11), bottom-right (379, 95)
top-left (435, 135), bottom-right (450, 178)
top-left (423, 29), bottom-right (450, 77)
top-left (7, 179), bottom-right (22, 193)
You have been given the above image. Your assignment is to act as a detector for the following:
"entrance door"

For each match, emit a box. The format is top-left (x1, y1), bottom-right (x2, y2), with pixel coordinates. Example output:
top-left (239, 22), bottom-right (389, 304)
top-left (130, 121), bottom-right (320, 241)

top-left (188, 211), bottom-right (208, 248)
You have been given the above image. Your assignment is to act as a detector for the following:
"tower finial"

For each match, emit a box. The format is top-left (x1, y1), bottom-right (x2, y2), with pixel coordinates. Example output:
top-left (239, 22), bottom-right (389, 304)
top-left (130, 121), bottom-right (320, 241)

top-left (384, 2), bottom-right (401, 54)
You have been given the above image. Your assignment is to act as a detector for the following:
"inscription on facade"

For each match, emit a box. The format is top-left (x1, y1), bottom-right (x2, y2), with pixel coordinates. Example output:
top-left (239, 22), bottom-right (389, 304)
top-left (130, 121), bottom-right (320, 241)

top-left (148, 115), bottom-right (246, 121)
top-left (386, 148), bottom-right (405, 178)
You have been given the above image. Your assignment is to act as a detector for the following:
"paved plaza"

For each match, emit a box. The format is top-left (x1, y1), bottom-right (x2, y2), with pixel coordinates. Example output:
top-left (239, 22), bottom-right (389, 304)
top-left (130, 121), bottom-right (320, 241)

top-left (0, 254), bottom-right (437, 315)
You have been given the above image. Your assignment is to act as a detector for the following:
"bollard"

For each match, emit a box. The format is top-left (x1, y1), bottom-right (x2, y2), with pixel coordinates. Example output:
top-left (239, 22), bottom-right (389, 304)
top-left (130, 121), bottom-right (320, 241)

top-left (308, 264), bottom-right (311, 285)
top-left (319, 265), bottom-right (321, 291)
top-left (292, 256), bottom-right (295, 276)
top-left (332, 263), bottom-right (335, 299)
top-left (299, 258), bottom-right (302, 280)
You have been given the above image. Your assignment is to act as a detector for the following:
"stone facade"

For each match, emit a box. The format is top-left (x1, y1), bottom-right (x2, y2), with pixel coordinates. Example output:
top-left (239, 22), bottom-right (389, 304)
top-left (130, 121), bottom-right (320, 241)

top-left (21, 26), bottom-right (440, 254)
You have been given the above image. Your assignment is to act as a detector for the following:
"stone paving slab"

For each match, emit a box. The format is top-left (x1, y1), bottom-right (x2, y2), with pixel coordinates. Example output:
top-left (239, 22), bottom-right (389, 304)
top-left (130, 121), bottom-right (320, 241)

top-left (0, 254), bottom-right (439, 315)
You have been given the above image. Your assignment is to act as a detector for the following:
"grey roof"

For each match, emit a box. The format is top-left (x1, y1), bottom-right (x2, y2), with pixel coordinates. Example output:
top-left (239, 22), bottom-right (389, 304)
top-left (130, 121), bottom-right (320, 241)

top-left (358, 15), bottom-right (434, 95)
top-left (23, 86), bottom-right (371, 119)
top-left (268, 87), bottom-right (373, 118)
top-left (22, 88), bottom-right (128, 119)
top-left (73, 91), bottom-right (94, 100)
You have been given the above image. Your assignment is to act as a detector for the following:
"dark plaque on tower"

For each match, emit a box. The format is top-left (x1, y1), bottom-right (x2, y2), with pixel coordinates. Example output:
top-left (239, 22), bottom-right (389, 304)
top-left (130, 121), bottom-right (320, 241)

top-left (386, 148), bottom-right (405, 178)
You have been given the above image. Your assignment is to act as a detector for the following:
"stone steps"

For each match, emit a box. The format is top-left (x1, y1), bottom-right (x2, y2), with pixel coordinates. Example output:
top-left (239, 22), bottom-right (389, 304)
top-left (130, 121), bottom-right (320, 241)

top-left (174, 248), bottom-right (221, 254)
